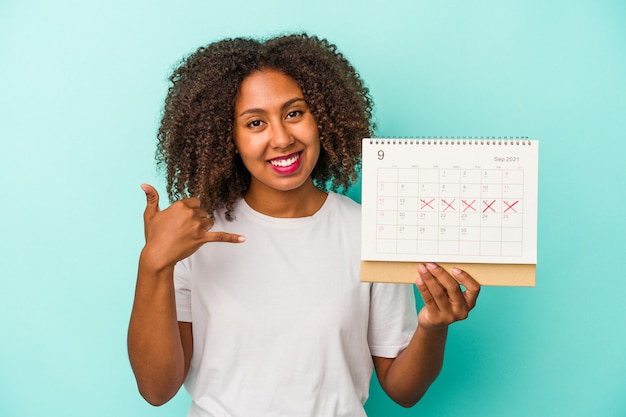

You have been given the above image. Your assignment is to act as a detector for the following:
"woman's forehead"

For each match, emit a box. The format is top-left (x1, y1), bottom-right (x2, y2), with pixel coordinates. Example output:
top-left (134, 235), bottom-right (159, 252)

top-left (235, 69), bottom-right (305, 114)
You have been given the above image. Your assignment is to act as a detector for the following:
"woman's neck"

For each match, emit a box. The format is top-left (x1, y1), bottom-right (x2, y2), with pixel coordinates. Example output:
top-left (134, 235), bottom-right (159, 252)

top-left (243, 179), bottom-right (328, 218)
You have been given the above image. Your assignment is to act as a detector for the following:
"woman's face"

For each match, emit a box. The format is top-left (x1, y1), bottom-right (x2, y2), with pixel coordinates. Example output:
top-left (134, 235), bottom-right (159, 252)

top-left (233, 69), bottom-right (320, 196)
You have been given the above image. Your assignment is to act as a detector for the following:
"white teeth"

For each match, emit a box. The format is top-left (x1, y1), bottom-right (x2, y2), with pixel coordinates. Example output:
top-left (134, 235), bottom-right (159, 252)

top-left (270, 154), bottom-right (299, 167)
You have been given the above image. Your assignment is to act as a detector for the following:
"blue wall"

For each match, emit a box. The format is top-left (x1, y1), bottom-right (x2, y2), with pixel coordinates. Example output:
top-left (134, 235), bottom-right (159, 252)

top-left (1, 1), bottom-right (625, 416)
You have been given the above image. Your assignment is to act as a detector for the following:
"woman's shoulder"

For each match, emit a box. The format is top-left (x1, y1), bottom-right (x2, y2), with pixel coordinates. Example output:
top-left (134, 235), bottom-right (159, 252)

top-left (329, 192), bottom-right (360, 208)
top-left (210, 198), bottom-right (246, 225)
top-left (326, 192), bottom-right (361, 218)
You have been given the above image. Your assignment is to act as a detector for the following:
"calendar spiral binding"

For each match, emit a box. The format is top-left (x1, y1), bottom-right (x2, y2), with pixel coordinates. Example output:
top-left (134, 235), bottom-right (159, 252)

top-left (367, 136), bottom-right (532, 146)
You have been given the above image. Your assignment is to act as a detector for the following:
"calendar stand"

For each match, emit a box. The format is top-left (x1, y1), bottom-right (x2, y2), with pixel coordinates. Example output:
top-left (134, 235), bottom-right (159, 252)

top-left (361, 261), bottom-right (536, 286)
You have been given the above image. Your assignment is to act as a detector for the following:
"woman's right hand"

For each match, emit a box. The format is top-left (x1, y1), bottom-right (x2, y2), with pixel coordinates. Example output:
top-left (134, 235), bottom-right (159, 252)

top-left (140, 184), bottom-right (245, 271)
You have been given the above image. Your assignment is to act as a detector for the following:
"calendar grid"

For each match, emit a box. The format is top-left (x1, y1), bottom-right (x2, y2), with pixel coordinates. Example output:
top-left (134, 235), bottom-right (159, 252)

top-left (375, 167), bottom-right (525, 258)
top-left (361, 138), bottom-right (538, 265)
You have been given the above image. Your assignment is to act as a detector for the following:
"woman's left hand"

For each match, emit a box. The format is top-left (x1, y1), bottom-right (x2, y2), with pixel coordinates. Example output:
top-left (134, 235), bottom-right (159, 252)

top-left (415, 263), bottom-right (481, 330)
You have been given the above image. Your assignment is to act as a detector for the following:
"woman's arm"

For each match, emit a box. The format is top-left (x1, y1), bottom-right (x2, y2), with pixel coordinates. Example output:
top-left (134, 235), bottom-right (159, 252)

top-left (127, 185), bottom-right (243, 405)
top-left (374, 263), bottom-right (480, 407)
top-left (127, 258), bottom-right (191, 405)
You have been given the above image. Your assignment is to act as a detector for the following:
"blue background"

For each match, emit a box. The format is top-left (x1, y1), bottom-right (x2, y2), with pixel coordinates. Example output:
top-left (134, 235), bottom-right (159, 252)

top-left (1, 1), bottom-right (625, 416)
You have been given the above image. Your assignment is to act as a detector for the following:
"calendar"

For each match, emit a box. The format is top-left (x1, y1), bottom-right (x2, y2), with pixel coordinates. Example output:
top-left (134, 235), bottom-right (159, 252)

top-left (361, 138), bottom-right (539, 268)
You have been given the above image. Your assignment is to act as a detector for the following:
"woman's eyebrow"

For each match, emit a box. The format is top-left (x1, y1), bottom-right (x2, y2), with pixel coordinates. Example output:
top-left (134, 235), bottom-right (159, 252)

top-left (237, 97), bottom-right (306, 117)
top-left (281, 97), bottom-right (307, 110)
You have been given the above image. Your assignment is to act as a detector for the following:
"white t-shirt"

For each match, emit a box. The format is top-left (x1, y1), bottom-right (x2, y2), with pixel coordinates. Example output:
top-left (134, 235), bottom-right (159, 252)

top-left (174, 192), bottom-right (417, 417)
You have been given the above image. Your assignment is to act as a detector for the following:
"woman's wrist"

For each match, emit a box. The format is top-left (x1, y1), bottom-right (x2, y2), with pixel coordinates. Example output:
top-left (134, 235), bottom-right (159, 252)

top-left (139, 246), bottom-right (176, 276)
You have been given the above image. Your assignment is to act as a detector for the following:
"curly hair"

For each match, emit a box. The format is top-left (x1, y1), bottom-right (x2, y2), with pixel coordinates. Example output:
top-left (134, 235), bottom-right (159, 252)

top-left (156, 33), bottom-right (374, 219)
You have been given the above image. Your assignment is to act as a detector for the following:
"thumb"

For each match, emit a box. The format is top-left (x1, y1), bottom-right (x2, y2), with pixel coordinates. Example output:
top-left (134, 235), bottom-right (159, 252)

top-left (140, 183), bottom-right (160, 218)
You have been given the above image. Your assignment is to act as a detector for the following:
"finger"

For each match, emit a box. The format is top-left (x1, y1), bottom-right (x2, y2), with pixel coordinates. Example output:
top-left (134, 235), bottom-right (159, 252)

top-left (199, 216), bottom-right (214, 231)
top-left (182, 197), bottom-right (202, 208)
top-left (425, 263), bottom-right (465, 305)
top-left (204, 231), bottom-right (246, 244)
top-left (450, 267), bottom-right (481, 309)
top-left (415, 263), bottom-right (442, 311)
top-left (193, 207), bottom-right (210, 219)
top-left (141, 184), bottom-right (160, 219)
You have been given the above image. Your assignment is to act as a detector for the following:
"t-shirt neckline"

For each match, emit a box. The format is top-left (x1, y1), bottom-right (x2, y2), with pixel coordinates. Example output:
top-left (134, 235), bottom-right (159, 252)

top-left (238, 192), bottom-right (334, 224)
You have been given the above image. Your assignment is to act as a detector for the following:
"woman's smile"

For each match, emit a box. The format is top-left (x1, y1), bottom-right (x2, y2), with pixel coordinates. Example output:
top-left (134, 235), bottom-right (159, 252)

top-left (268, 151), bottom-right (302, 173)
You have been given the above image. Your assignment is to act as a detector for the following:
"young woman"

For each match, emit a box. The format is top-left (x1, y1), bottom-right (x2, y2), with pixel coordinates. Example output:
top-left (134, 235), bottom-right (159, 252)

top-left (128, 33), bottom-right (480, 417)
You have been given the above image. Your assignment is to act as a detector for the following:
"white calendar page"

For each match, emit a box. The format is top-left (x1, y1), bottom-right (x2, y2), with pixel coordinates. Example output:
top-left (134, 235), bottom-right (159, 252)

top-left (361, 138), bottom-right (539, 264)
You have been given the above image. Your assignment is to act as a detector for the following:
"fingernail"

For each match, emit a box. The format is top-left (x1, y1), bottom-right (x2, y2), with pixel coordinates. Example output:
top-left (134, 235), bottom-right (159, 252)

top-left (418, 263), bottom-right (428, 273)
top-left (237, 236), bottom-right (246, 242)
top-left (416, 276), bottom-right (424, 286)
top-left (426, 262), bottom-right (437, 270)
top-left (451, 267), bottom-right (461, 275)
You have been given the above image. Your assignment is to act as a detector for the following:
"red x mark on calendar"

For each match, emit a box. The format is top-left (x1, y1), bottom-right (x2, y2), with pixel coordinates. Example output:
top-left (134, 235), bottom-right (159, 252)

top-left (483, 200), bottom-right (496, 213)
top-left (420, 198), bottom-right (435, 210)
top-left (462, 199), bottom-right (476, 212)
top-left (504, 200), bottom-right (519, 213)
top-left (442, 199), bottom-right (456, 211)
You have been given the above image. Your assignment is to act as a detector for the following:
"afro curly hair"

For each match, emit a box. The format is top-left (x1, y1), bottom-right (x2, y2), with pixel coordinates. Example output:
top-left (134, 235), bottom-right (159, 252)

top-left (156, 33), bottom-right (374, 219)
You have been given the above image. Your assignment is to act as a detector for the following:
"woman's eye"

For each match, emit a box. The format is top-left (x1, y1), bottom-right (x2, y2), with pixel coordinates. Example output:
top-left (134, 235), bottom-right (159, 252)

top-left (286, 110), bottom-right (302, 119)
top-left (248, 120), bottom-right (263, 128)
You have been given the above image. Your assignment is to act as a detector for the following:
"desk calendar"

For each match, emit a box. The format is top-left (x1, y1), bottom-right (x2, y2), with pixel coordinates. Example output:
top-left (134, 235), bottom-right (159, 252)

top-left (360, 138), bottom-right (539, 286)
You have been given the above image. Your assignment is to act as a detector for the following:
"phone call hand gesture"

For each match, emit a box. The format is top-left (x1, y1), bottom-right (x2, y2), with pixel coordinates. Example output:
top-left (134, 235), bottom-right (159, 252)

top-left (140, 184), bottom-right (245, 271)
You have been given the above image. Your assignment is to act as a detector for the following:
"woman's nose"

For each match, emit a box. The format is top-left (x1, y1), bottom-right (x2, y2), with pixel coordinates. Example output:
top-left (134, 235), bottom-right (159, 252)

top-left (269, 122), bottom-right (294, 149)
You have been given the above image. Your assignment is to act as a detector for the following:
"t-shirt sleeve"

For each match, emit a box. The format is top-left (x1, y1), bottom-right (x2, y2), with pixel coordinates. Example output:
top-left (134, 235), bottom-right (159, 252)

top-left (367, 282), bottom-right (418, 358)
top-left (173, 260), bottom-right (192, 323)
